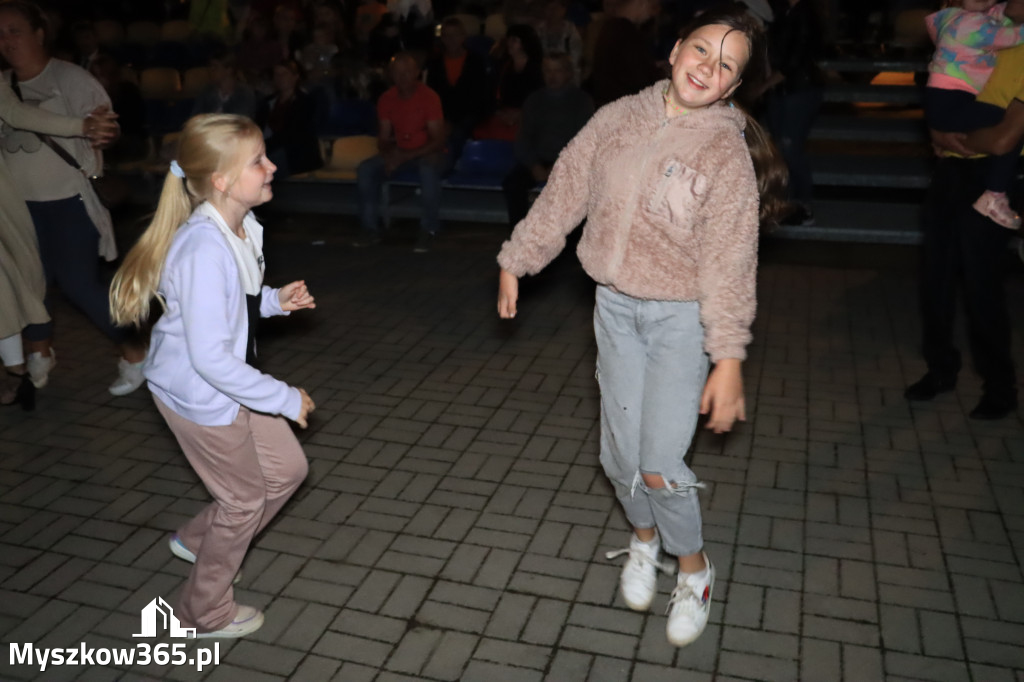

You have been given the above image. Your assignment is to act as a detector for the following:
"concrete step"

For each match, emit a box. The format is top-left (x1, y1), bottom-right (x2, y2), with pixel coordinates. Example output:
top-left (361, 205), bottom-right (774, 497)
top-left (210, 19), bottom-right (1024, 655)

top-left (823, 83), bottom-right (923, 105)
top-left (810, 154), bottom-right (931, 188)
top-left (810, 115), bottom-right (926, 143)
top-left (776, 198), bottom-right (923, 243)
top-left (819, 58), bottom-right (928, 73)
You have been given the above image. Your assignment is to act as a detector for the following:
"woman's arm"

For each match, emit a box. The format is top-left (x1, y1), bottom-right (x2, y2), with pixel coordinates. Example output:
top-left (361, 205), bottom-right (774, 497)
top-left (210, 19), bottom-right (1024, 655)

top-left (0, 80), bottom-right (83, 138)
top-left (964, 98), bottom-right (1024, 154)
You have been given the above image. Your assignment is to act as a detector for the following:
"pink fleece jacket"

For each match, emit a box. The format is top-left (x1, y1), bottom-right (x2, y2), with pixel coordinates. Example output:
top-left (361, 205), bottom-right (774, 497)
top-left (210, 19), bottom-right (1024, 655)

top-left (497, 80), bottom-right (759, 362)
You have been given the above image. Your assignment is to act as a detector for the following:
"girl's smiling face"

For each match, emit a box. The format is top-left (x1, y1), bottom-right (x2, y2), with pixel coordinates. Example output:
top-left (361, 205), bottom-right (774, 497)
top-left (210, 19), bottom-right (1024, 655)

top-left (224, 138), bottom-right (276, 209)
top-left (667, 23), bottom-right (750, 112)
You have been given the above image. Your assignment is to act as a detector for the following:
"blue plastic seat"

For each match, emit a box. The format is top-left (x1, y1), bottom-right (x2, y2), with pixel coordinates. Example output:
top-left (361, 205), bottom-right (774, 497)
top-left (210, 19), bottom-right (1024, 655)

top-left (444, 139), bottom-right (516, 189)
top-left (318, 98), bottom-right (378, 138)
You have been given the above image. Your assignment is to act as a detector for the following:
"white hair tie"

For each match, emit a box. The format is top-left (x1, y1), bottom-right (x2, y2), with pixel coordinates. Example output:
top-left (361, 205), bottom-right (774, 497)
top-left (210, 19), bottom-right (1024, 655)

top-left (169, 160), bottom-right (186, 178)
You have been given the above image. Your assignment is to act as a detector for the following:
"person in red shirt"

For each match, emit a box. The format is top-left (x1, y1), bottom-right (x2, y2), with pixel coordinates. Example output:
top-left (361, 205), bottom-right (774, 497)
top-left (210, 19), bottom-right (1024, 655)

top-left (355, 52), bottom-right (447, 251)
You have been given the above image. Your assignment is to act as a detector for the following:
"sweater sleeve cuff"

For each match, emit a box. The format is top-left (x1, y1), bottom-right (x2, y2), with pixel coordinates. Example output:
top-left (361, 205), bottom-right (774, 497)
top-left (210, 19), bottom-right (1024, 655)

top-left (708, 347), bottom-right (747, 364)
top-left (282, 386), bottom-right (303, 421)
top-left (260, 286), bottom-right (292, 317)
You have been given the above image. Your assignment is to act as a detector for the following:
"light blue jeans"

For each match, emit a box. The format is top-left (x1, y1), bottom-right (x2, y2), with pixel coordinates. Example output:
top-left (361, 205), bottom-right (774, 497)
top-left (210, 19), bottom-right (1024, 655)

top-left (594, 285), bottom-right (709, 557)
top-left (356, 153), bottom-right (445, 236)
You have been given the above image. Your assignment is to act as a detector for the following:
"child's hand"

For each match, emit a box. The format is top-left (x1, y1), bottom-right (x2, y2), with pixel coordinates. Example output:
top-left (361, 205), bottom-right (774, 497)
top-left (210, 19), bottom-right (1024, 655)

top-left (498, 269), bottom-right (519, 318)
top-left (700, 359), bottom-right (746, 434)
top-left (279, 280), bottom-right (316, 311)
top-left (295, 388), bottom-right (316, 428)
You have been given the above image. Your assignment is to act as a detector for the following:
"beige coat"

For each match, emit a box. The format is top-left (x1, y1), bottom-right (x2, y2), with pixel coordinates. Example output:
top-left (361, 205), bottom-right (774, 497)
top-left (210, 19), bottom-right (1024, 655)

top-left (0, 81), bottom-right (82, 339)
top-left (497, 81), bottom-right (760, 362)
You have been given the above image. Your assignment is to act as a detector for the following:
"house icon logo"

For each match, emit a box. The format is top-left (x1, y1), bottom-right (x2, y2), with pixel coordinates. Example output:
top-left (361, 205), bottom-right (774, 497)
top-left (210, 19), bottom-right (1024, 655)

top-left (133, 597), bottom-right (196, 638)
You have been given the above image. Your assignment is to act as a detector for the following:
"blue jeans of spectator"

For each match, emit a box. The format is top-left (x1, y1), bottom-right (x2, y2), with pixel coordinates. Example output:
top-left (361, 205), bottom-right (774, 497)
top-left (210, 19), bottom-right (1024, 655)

top-left (357, 152), bottom-right (446, 236)
top-left (22, 195), bottom-right (127, 345)
top-left (764, 87), bottom-right (822, 203)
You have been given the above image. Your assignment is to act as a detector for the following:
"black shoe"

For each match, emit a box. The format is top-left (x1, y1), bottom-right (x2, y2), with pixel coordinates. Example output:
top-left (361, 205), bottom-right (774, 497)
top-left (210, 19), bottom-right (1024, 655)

top-left (904, 373), bottom-right (957, 401)
top-left (413, 231), bottom-right (435, 253)
top-left (352, 232), bottom-right (381, 248)
top-left (783, 203), bottom-right (815, 226)
top-left (1, 372), bottom-right (35, 412)
top-left (969, 393), bottom-right (1018, 420)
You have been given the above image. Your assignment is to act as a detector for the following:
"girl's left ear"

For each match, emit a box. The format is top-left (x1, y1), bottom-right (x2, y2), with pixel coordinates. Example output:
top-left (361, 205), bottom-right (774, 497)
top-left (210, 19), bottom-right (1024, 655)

top-left (723, 77), bottom-right (742, 101)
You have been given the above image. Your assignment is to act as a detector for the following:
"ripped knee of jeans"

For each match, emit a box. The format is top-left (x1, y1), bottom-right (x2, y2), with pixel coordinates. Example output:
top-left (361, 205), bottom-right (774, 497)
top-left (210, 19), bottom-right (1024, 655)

top-left (631, 470), bottom-right (706, 499)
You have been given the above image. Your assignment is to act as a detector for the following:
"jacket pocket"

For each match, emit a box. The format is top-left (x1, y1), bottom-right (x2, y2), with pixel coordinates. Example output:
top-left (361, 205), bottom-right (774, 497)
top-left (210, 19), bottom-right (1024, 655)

top-left (647, 160), bottom-right (709, 232)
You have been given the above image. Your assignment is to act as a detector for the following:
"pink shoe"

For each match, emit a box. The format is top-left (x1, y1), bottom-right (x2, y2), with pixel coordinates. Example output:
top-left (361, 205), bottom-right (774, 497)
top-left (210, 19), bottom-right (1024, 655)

top-left (973, 191), bottom-right (1021, 230)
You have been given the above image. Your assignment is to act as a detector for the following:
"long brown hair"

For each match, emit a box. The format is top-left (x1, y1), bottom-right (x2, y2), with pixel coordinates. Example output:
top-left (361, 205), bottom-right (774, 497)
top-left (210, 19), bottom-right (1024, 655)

top-left (680, 6), bottom-right (789, 228)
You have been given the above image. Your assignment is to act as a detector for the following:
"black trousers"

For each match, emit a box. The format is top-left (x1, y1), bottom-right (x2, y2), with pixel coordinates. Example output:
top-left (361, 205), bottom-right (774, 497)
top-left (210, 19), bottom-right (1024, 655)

top-left (503, 164), bottom-right (544, 229)
top-left (919, 157), bottom-right (1017, 400)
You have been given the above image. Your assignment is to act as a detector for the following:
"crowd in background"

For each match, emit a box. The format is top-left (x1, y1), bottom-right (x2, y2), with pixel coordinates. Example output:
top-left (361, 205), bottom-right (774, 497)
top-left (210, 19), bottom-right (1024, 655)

top-left (12, 0), bottom-right (932, 188)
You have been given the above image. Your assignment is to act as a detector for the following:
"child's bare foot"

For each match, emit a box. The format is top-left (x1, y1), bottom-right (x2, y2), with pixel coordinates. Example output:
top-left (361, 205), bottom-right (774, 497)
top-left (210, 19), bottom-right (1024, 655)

top-left (973, 191), bottom-right (1021, 229)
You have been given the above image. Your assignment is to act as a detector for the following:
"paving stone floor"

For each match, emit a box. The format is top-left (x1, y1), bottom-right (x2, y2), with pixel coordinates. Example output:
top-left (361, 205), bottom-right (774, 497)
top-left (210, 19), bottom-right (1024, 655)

top-left (1, 213), bottom-right (1023, 682)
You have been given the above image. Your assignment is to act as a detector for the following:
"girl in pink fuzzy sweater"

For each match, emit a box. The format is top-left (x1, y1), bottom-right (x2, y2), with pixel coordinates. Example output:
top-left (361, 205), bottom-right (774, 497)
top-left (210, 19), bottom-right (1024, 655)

top-left (497, 6), bottom-right (786, 649)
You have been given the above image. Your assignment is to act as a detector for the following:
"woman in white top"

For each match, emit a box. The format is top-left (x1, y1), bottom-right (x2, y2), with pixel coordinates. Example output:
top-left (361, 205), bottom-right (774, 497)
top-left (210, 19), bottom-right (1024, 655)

top-left (0, 79), bottom-right (116, 410)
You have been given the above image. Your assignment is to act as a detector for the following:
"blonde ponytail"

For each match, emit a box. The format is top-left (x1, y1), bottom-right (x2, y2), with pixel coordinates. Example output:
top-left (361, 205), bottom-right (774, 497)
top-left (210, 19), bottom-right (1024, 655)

top-left (109, 114), bottom-right (263, 328)
top-left (109, 172), bottom-right (193, 327)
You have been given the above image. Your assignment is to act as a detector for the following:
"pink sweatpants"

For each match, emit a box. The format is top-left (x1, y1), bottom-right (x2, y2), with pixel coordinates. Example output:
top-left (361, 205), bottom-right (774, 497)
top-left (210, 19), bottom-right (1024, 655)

top-left (154, 396), bottom-right (308, 632)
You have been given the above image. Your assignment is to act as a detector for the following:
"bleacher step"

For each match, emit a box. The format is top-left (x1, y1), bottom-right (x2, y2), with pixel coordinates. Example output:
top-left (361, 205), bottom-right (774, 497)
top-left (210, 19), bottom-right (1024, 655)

top-left (810, 115), bottom-right (926, 143)
top-left (823, 84), bottom-right (922, 105)
top-left (810, 154), bottom-right (931, 188)
top-left (775, 199), bottom-right (922, 244)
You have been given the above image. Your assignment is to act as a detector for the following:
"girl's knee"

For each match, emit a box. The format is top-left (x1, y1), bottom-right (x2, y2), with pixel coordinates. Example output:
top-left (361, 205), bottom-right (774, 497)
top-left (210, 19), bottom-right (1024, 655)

top-left (640, 469), bottom-right (704, 498)
top-left (642, 472), bottom-right (666, 489)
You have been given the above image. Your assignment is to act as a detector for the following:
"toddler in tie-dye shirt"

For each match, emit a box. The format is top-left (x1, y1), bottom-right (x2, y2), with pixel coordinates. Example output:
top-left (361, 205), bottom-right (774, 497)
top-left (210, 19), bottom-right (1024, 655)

top-left (926, 0), bottom-right (1024, 229)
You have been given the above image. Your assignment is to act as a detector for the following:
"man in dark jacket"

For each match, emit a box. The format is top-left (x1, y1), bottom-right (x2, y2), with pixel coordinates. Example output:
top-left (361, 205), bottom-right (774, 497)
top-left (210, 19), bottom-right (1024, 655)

top-left (425, 17), bottom-right (491, 155)
top-left (503, 52), bottom-right (592, 227)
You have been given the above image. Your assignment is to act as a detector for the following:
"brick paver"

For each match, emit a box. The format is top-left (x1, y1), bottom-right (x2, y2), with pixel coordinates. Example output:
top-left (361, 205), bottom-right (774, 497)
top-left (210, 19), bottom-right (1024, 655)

top-left (1, 214), bottom-right (1022, 681)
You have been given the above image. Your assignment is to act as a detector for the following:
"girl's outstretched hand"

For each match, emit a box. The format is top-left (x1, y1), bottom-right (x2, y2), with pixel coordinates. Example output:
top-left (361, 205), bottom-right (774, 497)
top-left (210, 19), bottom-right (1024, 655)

top-left (279, 280), bottom-right (316, 311)
top-left (498, 268), bottom-right (519, 318)
top-left (295, 388), bottom-right (316, 428)
top-left (700, 358), bottom-right (746, 434)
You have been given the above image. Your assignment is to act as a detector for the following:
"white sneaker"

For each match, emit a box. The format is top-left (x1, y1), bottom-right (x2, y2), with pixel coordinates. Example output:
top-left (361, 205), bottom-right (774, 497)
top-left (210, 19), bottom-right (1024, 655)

top-left (109, 357), bottom-right (146, 396)
top-left (606, 532), bottom-right (672, 611)
top-left (169, 534), bottom-right (241, 584)
top-left (26, 350), bottom-right (56, 389)
top-left (194, 605), bottom-right (264, 639)
top-left (666, 552), bottom-right (715, 647)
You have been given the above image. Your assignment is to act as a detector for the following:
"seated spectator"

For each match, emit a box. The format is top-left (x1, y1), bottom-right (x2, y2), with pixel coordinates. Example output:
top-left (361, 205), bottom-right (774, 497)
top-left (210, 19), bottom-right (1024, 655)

top-left (191, 51), bottom-right (259, 118)
top-left (388, 0), bottom-right (434, 51)
top-left (299, 22), bottom-right (341, 87)
top-left (71, 20), bottom-right (100, 72)
top-left (89, 52), bottom-right (148, 163)
top-left (355, 0), bottom-right (390, 46)
top-left (535, 0), bottom-right (582, 72)
top-left (274, 5), bottom-right (308, 60)
top-left (475, 23), bottom-right (544, 140)
top-left (503, 51), bottom-right (592, 227)
top-left (256, 59), bottom-right (324, 177)
top-left (589, 0), bottom-right (661, 108)
top-left (312, 1), bottom-right (349, 50)
top-left (368, 13), bottom-right (404, 66)
top-left (425, 17), bottom-right (491, 154)
top-left (238, 15), bottom-right (284, 94)
top-left (331, 52), bottom-right (383, 101)
top-left (355, 52), bottom-right (446, 252)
